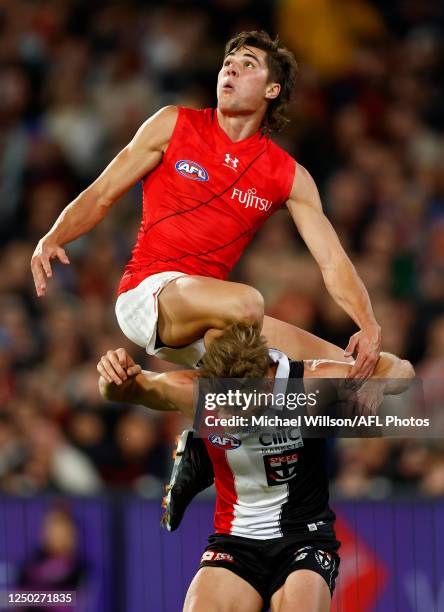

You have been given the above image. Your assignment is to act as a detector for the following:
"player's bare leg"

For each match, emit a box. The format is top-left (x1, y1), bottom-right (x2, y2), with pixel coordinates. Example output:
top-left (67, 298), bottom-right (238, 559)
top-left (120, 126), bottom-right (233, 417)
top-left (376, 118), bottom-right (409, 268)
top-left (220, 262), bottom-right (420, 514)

top-left (270, 570), bottom-right (331, 612)
top-left (157, 275), bottom-right (348, 361)
top-left (262, 316), bottom-right (351, 362)
top-left (157, 276), bottom-right (264, 346)
top-left (183, 567), bottom-right (263, 612)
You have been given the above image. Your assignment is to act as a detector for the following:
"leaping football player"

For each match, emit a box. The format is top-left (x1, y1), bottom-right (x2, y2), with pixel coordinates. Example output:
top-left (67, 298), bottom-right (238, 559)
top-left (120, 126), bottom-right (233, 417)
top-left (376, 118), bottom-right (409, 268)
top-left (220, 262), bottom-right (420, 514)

top-left (31, 31), bottom-right (381, 377)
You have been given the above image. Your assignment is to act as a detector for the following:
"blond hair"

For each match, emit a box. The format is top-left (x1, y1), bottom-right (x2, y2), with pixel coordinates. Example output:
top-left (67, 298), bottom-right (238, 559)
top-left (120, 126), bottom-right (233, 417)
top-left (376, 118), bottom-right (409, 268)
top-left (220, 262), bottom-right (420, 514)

top-left (200, 324), bottom-right (269, 379)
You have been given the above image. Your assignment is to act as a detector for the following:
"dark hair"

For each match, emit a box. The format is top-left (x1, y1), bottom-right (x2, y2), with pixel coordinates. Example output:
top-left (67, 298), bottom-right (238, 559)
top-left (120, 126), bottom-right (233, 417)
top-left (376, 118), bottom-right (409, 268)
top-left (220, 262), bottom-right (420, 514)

top-left (200, 323), bottom-right (269, 379)
top-left (224, 30), bottom-right (298, 133)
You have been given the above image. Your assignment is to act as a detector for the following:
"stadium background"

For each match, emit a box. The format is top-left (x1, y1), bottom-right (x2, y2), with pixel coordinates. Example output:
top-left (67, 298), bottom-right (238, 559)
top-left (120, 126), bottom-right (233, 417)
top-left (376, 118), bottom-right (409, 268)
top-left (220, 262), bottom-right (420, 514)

top-left (0, 0), bottom-right (443, 610)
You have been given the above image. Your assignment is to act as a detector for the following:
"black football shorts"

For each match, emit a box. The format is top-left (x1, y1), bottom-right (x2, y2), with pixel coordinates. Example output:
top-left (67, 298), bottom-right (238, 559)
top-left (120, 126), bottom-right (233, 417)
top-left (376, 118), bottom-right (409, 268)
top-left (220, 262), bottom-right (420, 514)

top-left (199, 525), bottom-right (340, 609)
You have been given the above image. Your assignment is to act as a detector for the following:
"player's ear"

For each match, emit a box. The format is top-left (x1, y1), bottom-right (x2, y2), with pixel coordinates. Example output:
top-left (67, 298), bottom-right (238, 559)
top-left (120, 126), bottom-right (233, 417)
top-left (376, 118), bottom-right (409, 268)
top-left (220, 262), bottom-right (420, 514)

top-left (265, 83), bottom-right (280, 100)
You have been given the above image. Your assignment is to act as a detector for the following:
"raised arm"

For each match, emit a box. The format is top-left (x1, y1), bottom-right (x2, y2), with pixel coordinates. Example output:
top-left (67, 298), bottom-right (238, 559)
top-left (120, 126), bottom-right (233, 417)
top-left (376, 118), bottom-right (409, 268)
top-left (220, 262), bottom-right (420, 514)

top-left (31, 105), bottom-right (179, 296)
top-left (304, 352), bottom-right (415, 391)
top-left (286, 165), bottom-right (381, 378)
top-left (303, 352), bottom-right (414, 417)
top-left (97, 347), bottom-right (196, 421)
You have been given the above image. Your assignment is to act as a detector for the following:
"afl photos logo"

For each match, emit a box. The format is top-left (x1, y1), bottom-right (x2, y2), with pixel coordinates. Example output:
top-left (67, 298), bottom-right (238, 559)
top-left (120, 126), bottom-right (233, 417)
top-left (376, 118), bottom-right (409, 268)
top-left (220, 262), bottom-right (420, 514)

top-left (175, 160), bottom-right (209, 181)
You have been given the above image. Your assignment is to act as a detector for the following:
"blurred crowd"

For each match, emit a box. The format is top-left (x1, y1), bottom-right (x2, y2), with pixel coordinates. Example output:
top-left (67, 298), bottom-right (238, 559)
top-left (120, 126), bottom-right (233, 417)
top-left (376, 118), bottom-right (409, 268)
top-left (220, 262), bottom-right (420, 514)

top-left (0, 0), bottom-right (443, 499)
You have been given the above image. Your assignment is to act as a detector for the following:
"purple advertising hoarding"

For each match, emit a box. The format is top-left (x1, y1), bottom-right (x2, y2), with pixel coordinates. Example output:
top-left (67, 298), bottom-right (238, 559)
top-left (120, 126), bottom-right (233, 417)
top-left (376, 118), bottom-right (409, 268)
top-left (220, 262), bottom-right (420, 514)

top-left (1, 497), bottom-right (443, 611)
top-left (124, 499), bottom-right (444, 612)
top-left (0, 497), bottom-right (113, 612)
top-left (124, 498), bottom-right (214, 612)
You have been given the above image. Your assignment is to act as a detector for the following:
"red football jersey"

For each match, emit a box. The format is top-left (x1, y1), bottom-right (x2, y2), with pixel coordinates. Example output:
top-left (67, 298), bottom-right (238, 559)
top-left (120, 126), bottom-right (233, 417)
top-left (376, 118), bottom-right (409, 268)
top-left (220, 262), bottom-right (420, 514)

top-left (118, 107), bottom-right (296, 294)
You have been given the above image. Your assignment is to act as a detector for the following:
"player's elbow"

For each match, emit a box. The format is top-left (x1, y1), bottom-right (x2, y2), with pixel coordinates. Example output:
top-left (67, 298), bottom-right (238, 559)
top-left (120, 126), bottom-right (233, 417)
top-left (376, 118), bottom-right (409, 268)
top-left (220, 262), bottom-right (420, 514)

top-left (389, 355), bottom-right (415, 380)
top-left (86, 175), bottom-right (117, 210)
top-left (380, 356), bottom-right (415, 395)
top-left (399, 359), bottom-right (415, 380)
top-left (231, 286), bottom-right (264, 327)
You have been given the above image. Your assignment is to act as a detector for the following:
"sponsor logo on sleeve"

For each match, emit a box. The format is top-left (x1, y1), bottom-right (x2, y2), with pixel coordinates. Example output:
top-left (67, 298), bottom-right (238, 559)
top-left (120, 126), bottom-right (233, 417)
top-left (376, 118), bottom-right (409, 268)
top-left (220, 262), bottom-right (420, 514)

top-left (175, 160), bottom-right (209, 181)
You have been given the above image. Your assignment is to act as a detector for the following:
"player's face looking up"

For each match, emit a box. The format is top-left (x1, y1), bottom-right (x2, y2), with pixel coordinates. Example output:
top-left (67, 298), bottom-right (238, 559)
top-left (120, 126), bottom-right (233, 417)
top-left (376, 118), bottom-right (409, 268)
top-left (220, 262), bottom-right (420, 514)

top-left (217, 46), bottom-right (281, 117)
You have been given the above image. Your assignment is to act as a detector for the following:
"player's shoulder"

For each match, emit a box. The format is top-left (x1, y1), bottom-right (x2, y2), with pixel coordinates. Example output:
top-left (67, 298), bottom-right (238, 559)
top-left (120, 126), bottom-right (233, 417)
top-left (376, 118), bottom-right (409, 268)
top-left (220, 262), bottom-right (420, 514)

top-left (264, 135), bottom-right (297, 168)
top-left (136, 105), bottom-right (179, 147)
top-left (176, 106), bottom-right (212, 126)
top-left (144, 105), bottom-right (179, 124)
top-left (261, 136), bottom-right (297, 199)
top-left (162, 106), bottom-right (212, 141)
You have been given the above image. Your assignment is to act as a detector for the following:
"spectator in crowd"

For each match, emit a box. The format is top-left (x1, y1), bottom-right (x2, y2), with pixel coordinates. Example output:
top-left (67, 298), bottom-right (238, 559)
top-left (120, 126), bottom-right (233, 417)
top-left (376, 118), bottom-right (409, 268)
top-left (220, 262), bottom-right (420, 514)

top-left (16, 506), bottom-right (88, 611)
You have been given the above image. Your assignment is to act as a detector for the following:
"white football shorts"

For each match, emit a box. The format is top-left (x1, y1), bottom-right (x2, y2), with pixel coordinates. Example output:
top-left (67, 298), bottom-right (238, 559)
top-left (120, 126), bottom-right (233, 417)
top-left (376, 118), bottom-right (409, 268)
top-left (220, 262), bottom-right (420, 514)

top-left (115, 271), bottom-right (206, 368)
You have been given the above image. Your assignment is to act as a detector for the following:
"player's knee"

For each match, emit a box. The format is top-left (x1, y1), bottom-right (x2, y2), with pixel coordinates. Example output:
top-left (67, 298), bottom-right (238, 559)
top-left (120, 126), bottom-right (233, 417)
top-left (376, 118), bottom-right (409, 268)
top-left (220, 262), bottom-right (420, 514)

top-left (232, 287), bottom-right (264, 327)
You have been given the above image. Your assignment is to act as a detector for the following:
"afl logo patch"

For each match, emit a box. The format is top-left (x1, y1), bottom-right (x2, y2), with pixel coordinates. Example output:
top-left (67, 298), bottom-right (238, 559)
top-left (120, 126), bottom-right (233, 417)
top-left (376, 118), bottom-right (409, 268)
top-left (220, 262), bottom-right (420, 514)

top-left (208, 433), bottom-right (241, 450)
top-left (175, 160), bottom-right (209, 181)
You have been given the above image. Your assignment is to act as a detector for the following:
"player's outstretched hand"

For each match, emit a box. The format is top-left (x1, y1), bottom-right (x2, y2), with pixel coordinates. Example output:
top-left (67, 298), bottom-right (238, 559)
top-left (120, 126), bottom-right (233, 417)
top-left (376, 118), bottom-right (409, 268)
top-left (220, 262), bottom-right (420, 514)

top-left (31, 239), bottom-right (70, 297)
top-left (344, 325), bottom-right (381, 379)
top-left (97, 348), bottom-right (141, 386)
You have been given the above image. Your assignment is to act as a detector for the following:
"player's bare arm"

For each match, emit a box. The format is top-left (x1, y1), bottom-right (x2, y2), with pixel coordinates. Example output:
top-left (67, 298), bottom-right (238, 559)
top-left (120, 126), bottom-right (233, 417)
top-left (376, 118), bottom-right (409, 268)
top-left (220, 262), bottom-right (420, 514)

top-left (31, 105), bottom-right (179, 296)
top-left (98, 346), bottom-right (413, 424)
top-left (286, 164), bottom-right (381, 379)
top-left (97, 349), bottom-right (196, 420)
top-left (304, 352), bottom-right (415, 416)
top-left (304, 352), bottom-right (415, 387)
